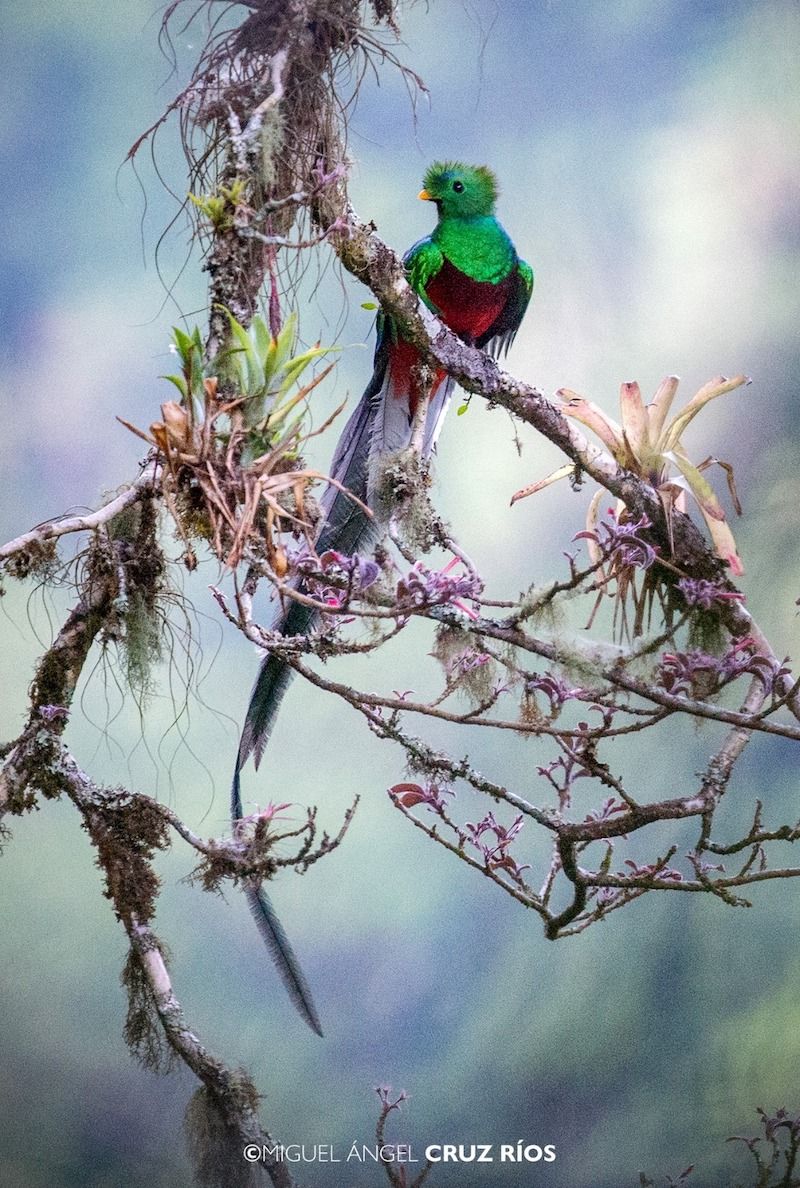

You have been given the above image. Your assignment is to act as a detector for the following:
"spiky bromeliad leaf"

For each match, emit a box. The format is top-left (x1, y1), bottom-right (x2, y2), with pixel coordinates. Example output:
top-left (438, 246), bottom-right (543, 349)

top-left (515, 374), bottom-right (749, 574)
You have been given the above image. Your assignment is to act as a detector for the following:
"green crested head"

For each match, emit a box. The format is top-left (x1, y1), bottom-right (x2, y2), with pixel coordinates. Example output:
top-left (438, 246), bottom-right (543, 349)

top-left (419, 161), bottom-right (499, 219)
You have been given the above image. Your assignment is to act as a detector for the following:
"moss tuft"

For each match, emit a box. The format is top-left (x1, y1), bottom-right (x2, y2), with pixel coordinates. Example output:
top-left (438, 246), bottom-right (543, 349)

top-left (374, 450), bottom-right (449, 553)
top-left (2, 538), bottom-right (59, 583)
top-left (106, 497), bottom-right (168, 697)
top-left (185, 1080), bottom-right (262, 1188)
top-left (121, 945), bottom-right (176, 1074)
top-left (85, 791), bottom-right (170, 926)
top-left (687, 608), bottom-right (727, 656)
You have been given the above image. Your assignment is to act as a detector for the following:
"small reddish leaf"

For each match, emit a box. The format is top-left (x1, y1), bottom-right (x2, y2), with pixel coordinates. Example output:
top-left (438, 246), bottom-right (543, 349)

top-left (390, 783), bottom-right (426, 807)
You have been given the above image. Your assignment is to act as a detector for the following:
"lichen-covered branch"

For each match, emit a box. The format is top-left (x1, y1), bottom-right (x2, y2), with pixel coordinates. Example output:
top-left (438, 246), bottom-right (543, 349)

top-left (0, 457), bottom-right (160, 565)
top-left (3, 2), bottom-right (799, 1184)
top-left (2, 719), bottom-right (317, 1187)
top-left (210, 530), bottom-right (799, 939)
top-left (315, 198), bottom-right (798, 723)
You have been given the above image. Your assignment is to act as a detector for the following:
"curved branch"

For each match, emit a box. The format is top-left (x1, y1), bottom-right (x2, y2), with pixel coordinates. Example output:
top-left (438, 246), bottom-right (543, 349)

top-left (320, 200), bottom-right (799, 718)
top-left (55, 749), bottom-right (296, 1188)
top-left (0, 563), bottom-right (118, 816)
top-left (320, 203), bottom-right (728, 579)
top-left (0, 456), bottom-right (160, 562)
top-left (127, 917), bottom-right (289, 1188)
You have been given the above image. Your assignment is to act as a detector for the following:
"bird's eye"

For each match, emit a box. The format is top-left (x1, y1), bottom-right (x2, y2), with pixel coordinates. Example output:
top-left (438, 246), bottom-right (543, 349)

top-left (452, 180), bottom-right (464, 193)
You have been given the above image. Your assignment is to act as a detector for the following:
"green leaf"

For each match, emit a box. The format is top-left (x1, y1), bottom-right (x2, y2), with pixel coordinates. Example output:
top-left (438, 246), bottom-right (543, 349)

top-left (226, 313), bottom-right (254, 356)
top-left (262, 337), bottom-right (278, 386)
top-left (361, 301), bottom-right (377, 310)
top-left (266, 387), bottom-right (311, 430)
top-left (456, 403), bottom-right (469, 416)
top-left (272, 311), bottom-right (298, 376)
top-left (252, 315), bottom-right (272, 366)
top-left (278, 344), bottom-right (340, 394)
top-left (226, 311), bottom-right (265, 395)
top-left (172, 326), bottom-right (193, 362)
top-left (161, 374), bottom-right (188, 399)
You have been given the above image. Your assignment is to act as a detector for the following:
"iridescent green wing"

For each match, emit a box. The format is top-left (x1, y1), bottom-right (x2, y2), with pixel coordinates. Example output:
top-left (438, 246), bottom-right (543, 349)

top-left (376, 237), bottom-right (444, 355)
top-left (477, 258), bottom-right (534, 357)
top-left (404, 236), bottom-right (445, 312)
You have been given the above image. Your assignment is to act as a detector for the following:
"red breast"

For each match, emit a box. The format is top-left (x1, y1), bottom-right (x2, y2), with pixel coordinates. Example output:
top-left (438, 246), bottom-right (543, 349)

top-left (425, 259), bottom-right (514, 341)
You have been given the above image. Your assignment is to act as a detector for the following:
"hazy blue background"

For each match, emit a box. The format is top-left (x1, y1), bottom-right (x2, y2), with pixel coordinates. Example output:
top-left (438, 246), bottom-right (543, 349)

top-left (1, 1), bottom-right (799, 1185)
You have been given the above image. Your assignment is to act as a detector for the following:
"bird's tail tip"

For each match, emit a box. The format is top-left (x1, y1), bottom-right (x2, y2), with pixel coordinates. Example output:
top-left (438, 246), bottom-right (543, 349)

top-left (245, 884), bottom-right (324, 1038)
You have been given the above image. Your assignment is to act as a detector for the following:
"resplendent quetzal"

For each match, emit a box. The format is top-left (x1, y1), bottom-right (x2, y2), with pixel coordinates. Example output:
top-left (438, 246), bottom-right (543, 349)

top-left (232, 162), bottom-right (533, 1036)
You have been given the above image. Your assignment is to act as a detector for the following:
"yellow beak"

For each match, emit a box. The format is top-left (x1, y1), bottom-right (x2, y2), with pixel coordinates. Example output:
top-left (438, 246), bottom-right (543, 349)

top-left (418, 189), bottom-right (433, 201)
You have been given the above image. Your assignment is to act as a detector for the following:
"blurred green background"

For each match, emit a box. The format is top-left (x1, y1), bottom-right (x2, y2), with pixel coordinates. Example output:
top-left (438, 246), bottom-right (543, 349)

top-left (1, 1), bottom-right (799, 1185)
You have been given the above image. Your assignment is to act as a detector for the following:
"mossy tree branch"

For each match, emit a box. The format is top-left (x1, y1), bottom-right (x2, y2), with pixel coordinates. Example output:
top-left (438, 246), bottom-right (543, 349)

top-left (3, 2), bottom-right (799, 1185)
